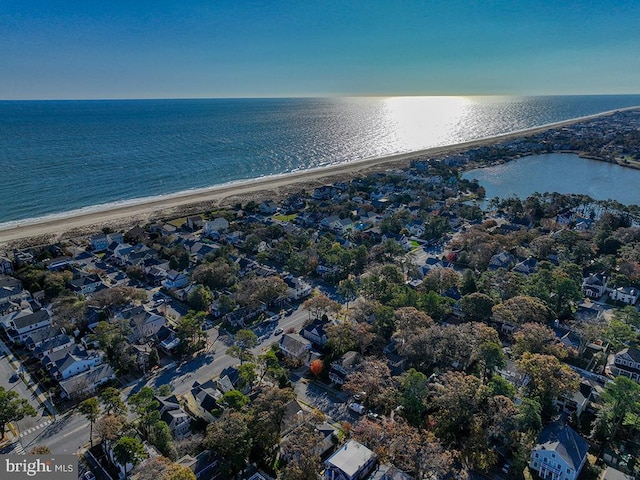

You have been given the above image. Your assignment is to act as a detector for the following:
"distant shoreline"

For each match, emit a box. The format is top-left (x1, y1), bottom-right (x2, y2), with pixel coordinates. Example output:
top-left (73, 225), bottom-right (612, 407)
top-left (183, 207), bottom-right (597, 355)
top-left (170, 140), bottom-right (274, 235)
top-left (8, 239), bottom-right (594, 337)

top-left (1, 106), bottom-right (638, 247)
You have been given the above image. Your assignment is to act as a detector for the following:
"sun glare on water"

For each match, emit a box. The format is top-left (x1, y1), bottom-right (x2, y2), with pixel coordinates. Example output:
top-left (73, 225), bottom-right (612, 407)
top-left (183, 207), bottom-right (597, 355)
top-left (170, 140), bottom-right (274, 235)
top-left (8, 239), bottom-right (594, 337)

top-left (382, 96), bottom-right (476, 151)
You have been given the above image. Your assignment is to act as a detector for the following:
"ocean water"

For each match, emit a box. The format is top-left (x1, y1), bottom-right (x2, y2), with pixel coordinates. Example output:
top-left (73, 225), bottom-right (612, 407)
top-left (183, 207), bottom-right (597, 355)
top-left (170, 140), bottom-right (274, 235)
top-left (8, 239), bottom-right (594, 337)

top-left (1, 95), bottom-right (640, 226)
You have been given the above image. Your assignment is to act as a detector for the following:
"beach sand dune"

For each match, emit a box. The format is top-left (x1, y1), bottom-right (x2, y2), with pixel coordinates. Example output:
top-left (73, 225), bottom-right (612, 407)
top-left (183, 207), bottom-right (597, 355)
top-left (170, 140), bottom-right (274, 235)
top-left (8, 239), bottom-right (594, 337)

top-left (0, 109), bottom-right (632, 248)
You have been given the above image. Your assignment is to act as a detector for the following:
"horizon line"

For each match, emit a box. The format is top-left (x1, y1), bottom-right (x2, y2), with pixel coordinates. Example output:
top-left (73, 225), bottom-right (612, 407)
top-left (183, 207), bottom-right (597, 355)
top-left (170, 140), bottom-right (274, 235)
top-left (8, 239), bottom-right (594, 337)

top-left (2, 92), bottom-right (640, 102)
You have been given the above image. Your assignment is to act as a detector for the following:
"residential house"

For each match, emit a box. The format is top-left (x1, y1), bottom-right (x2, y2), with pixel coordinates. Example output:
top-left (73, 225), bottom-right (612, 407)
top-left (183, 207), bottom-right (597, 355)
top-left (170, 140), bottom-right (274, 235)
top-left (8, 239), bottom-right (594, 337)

top-left (609, 347), bottom-right (640, 382)
top-left (156, 395), bottom-right (192, 439)
top-left (512, 257), bottom-right (538, 275)
top-left (279, 333), bottom-right (313, 365)
top-left (0, 257), bottom-right (13, 275)
top-left (156, 325), bottom-right (180, 354)
top-left (0, 275), bottom-right (24, 303)
top-left (43, 344), bottom-right (104, 380)
top-left (3, 309), bottom-right (52, 344)
top-left (329, 351), bottom-right (360, 385)
top-left (117, 305), bottom-right (167, 344)
top-left (68, 272), bottom-right (104, 295)
top-left (59, 364), bottom-right (116, 398)
top-left (369, 464), bottom-right (414, 480)
top-left (23, 325), bottom-right (65, 351)
top-left (105, 438), bottom-right (160, 480)
top-left (162, 270), bottom-right (190, 290)
top-left (259, 200), bottom-right (278, 215)
top-left (186, 380), bottom-right (222, 422)
top-left (301, 319), bottom-right (328, 347)
top-left (529, 422), bottom-right (588, 480)
top-left (582, 273), bottom-right (608, 299)
top-left (203, 217), bottom-right (230, 237)
top-left (283, 275), bottom-right (312, 301)
top-left (324, 440), bottom-right (378, 480)
top-left (175, 451), bottom-right (222, 480)
top-left (488, 251), bottom-right (516, 270)
top-left (554, 380), bottom-right (600, 418)
top-left (32, 334), bottom-right (75, 360)
top-left (609, 286), bottom-right (639, 305)
top-left (186, 215), bottom-right (204, 231)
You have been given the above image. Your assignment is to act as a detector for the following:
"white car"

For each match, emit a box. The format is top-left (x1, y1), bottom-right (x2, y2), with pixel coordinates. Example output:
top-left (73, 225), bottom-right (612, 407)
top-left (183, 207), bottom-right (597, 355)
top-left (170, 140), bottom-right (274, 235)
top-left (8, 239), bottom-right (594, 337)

top-left (84, 471), bottom-right (96, 480)
top-left (274, 327), bottom-right (284, 335)
top-left (348, 402), bottom-right (366, 415)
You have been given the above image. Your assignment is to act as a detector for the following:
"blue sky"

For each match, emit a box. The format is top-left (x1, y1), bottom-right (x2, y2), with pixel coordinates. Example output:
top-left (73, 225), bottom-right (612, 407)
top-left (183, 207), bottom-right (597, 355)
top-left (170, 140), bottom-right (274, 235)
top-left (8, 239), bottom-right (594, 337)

top-left (2, 1), bottom-right (639, 99)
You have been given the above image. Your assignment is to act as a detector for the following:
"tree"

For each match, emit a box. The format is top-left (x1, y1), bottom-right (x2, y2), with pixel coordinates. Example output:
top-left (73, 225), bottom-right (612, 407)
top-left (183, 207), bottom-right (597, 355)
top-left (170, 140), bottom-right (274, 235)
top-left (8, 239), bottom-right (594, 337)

top-left (151, 420), bottom-right (177, 460)
top-left (516, 352), bottom-right (579, 419)
top-left (477, 341), bottom-right (506, 381)
top-left (604, 319), bottom-right (636, 351)
top-left (226, 329), bottom-right (258, 364)
top-left (100, 386), bottom-right (126, 416)
top-left (79, 397), bottom-right (100, 447)
top-left (164, 464), bottom-right (197, 480)
top-left (157, 384), bottom-right (173, 397)
top-left (222, 390), bottom-right (250, 410)
top-left (399, 369), bottom-right (430, 426)
top-left (460, 292), bottom-right (495, 322)
top-left (0, 387), bottom-right (37, 437)
top-left (248, 387), bottom-right (296, 465)
top-left (592, 376), bottom-right (640, 452)
top-left (187, 284), bottom-right (213, 312)
top-left (343, 358), bottom-right (396, 412)
top-left (326, 320), bottom-right (359, 357)
top-left (176, 311), bottom-right (207, 355)
top-left (237, 363), bottom-right (257, 391)
top-left (90, 285), bottom-right (147, 311)
top-left (280, 423), bottom-right (323, 480)
top-left (302, 293), bottom-right (340, 320)
top-left (113, 436), bottom-right (148, 477)
top-left (492, 295), bottom-right (553, 326)
top-left (129, 386), bottom-right (160, 438)
top-left (205, 410), bottom-right (251, 477)
top-left (96, 414), bottom-right (125, 442)
top-left (309, 359), bottom-right (323, 377)
top-left (28, 445), bottom-right (51, 454)
top-left (513, 322), bottom-right (568, 358)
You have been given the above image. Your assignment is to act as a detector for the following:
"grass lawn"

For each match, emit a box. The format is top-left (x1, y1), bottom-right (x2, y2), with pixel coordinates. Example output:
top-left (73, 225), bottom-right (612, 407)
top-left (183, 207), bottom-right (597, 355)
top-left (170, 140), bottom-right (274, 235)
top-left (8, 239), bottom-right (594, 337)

top-left (167, 217), bottom-right (186, 228)
top-left (273, 213), bottom-right (297, 222)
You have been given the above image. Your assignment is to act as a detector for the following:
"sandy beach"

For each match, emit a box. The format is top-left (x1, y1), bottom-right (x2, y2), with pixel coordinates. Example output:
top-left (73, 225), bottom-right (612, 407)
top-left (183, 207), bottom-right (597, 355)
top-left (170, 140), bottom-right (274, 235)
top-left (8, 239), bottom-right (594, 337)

top-left (0, 107), bottom-right (634, 248)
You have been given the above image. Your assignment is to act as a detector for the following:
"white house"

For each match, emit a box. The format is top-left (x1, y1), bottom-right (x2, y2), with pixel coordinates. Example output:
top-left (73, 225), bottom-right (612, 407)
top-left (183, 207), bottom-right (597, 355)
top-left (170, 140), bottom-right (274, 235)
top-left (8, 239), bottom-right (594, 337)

top-left (3, 309), bottom-right (52, 344)
top-left (59, 364), bottom-right (116, 398)
top-left (608, 286), bottom-right (639, 305)
top-left (609, 347), bottom-right (640, 382)
top-left (203, 217), bottom-right (230, 236)
top-left (162, 270), bottom-right (189, 289)
top-left (529, 422), bottom-right (588, 480)
top-left (582, 273), bottom-right (608, 299)
top-left (325, 440), bottom-right (378, 480)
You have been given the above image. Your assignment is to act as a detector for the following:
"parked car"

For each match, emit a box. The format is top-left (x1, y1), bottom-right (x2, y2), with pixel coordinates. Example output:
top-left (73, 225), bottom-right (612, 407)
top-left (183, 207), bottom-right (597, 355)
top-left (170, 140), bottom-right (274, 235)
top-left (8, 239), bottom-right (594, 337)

top-left (348, 402), bottom-right (366, 415)
top-left (84, 471), bottom-right (96, 480)
top-left (274, 327), bottom-right (284, 336)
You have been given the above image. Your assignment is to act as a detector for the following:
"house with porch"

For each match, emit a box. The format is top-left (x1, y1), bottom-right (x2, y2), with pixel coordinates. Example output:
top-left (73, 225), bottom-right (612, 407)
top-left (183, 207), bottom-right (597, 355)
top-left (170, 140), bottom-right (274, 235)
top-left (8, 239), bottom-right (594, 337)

top-left (529, 422), bottom-right (588, 480)
top-left (325, 440), bottom-right (378, 480)
top-left (609, 347), bottom-right (640, 382)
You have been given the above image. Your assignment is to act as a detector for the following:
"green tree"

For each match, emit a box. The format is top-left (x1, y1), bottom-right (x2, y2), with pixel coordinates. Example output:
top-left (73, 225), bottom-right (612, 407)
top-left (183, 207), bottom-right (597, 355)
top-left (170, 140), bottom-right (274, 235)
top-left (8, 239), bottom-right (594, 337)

top-left (164, 464), bottom-right (197, 480)
top-left (222, 390), bottom-right (250, 410)
top-left (0, 387), bottom-right (37, 437)
top-left (605, 319), bottom-right (636, 351)
top-left (399, 369), bottom-right (429, 426)
top-left (100, 387), bottom-right (126, 416)
top-left (516, 352), bottom-right (579, 419)
top-left (206, 410), bottom-right (251, 477)
top-left (151, 420), bottom-right (176, 460)
top-left (129, 386), bottom-right (160, 438)
top-left (226, 329), bottom-right (258, 364)
top-left (113, 436), bottom-right (148, 477)
top-left (460, 292), bottom-right (495, 322)
top-left (592, 376), bottom-right (640, 452)
top-left (187, 285), bottom-right (213, 312)
top-left (79, 397), bottom-right (100, 447)
top-left (513, 322), bottom-right (568, 358)
top-left (176, 311), bottom-right (207, 355)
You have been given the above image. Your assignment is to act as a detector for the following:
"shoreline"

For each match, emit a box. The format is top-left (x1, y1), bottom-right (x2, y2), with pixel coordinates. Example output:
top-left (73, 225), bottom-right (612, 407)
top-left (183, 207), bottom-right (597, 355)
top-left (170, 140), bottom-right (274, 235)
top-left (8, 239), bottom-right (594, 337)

top-left (1, 106), bottom-right (638, 247)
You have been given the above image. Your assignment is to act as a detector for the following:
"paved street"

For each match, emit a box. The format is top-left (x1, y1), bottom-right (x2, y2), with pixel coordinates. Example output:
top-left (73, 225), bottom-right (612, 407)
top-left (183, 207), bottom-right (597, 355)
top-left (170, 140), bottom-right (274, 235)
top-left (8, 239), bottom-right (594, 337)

top-left (1, 302), bottom-right (312, 456)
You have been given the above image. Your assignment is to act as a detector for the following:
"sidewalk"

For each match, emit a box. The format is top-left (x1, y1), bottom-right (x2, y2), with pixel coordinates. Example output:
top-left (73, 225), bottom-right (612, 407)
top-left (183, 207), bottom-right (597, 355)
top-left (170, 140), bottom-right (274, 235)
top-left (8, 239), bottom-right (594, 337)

top-left (0, 338), bottom-right (58, 419)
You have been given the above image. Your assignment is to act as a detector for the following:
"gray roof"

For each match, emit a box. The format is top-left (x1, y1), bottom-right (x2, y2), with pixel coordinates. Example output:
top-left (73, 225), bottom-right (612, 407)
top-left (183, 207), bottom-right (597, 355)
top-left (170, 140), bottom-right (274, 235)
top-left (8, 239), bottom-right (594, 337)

top-left (13, 309), bottom-right (50, 330)
top-left (59, 364), bottom-right (115, 396)
top-left (535, 422), bottom-right (588, 471)
top-left (326, 440), bottom-right (377, 478)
